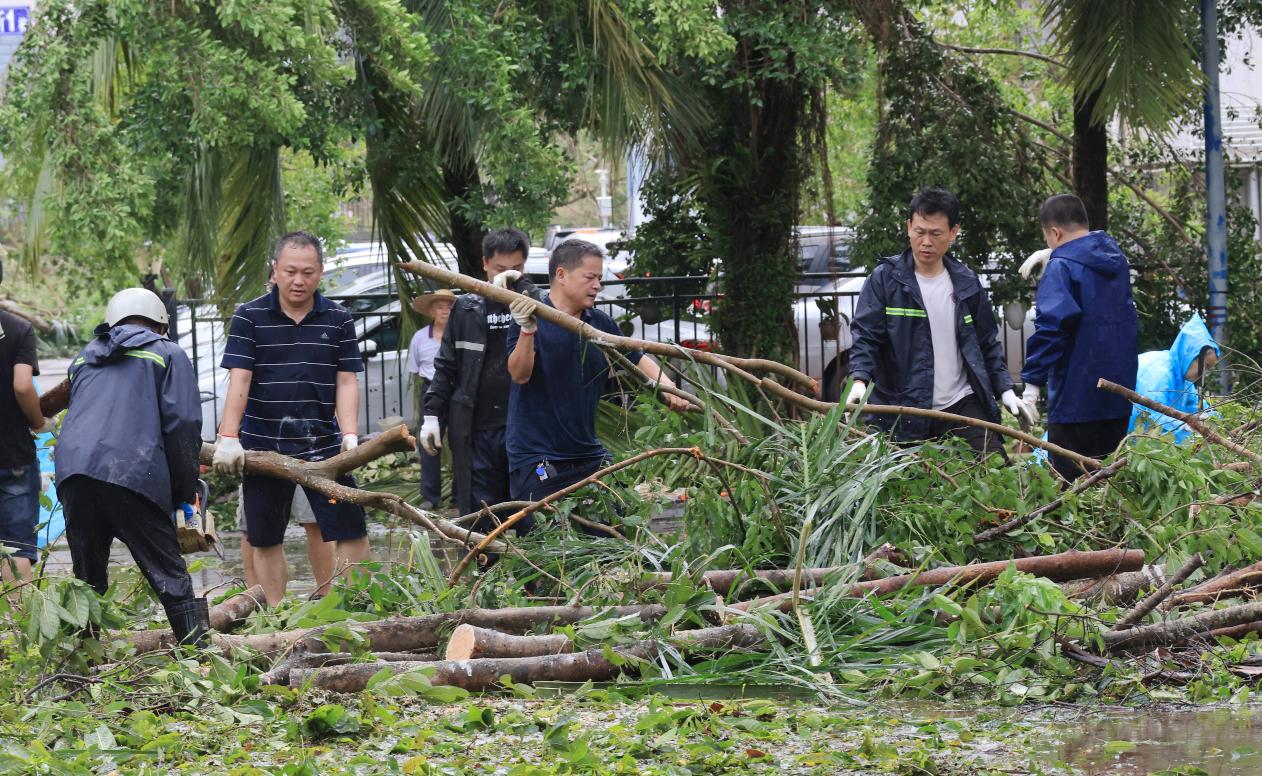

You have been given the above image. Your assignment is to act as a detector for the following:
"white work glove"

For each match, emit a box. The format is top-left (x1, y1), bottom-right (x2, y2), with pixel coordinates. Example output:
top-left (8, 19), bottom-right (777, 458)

top-left (1019, 249), bottom-right (1052, 281)
top-left (419, 415), bottom-right (442, 455)
top-left (341, 433), bottom-right (359, 453)
top-left (31, 417), bottom-right (56, 435)
top-left (40, 471), bottom-right (54, 492)
top-left (846, 381), bottom-right (867, 406)
top-left (1002, 389), bottom-right (1037, 431)
top-left (212, 435), bottom-right (245, 476)
top-left (492, 269), bottom-right (523, 290)
top-left (510, 297), bottom-right (537, 334)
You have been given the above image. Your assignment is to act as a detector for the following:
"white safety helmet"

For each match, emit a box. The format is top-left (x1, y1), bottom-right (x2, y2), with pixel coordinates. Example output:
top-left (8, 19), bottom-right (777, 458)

top-left (105, 288), bottom-right (169, 328)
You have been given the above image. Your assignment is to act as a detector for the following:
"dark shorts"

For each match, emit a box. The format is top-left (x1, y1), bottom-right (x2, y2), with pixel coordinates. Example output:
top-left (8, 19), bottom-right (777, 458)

top-left (0, 463), bottom-right (39, 561)
top-left (241, 474), bottom-right (368, 547)
top-left (509, 456), bottom-right (609, 535)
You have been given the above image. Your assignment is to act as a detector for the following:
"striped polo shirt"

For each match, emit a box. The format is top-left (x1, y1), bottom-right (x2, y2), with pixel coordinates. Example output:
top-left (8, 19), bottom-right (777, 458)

top-left (221, 287), bottom-right (363, 460)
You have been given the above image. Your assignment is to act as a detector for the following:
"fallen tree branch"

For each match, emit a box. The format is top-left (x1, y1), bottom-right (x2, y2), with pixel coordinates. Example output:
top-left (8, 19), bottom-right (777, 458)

top-left (638, 547), bottom-right (911, 596)
top-left (122, 604), bottom-right (667, 657)
top-left (756, 378), bottom-right (1102, 471)
top-left (1102, 601), bottom-right (1262, 651)
top-left (1111, 554), bottom-right (1203, 631)
top-left (39, 378), bottom-right (70, 416)
top-left (447, 447), bottom-right (710, 585)
top-left (605, 348), bottom-right (748, 444)
top-left (444, 624), bottom-right (573, 660)
top-left (732, 548), bottom-right (1144, 614)
top-left (260, 650), bottom-right (439, 685)
top-left (397, 260), bottom-right (816, 391)
top-left (1161, 560), bottom-right (1262, 610)
top-left (974, 457), bottom-right (1129, 542)
top-left (195, 425), bottom-right (505, 554)
top-left (290, 624), bottom-right (766, 693)
top-left (1062, 565), bottom-right (1167, 606)
top-left (1099, 379), bottom-right (1262, 465)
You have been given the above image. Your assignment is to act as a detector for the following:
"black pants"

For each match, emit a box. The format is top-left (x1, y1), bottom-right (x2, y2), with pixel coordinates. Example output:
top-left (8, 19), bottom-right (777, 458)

top-left (921, 393), bottom-right (1006, 460)
top-left (509, 456), bottom-right (609, 536)
top-left (59, 476), bottom-right (194, 607)
top-left (467, 426), bottom-right (512, 531)
top-left (1048, 417), bottom-right (1129, 481)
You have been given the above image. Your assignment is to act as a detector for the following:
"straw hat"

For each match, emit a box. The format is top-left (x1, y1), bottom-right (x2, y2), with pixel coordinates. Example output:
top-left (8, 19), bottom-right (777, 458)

top-left (412, 288), bottom-right (457, 316)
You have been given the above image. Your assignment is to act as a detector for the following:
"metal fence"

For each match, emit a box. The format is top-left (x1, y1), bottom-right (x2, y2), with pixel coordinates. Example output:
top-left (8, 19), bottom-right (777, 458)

top-left (179, 272), bottom-right (1030, 440)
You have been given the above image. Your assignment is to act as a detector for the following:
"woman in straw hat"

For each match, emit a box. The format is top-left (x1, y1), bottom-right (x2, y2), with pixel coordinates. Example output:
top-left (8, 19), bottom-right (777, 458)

top-left (407, 289), bottom-right (455, 508)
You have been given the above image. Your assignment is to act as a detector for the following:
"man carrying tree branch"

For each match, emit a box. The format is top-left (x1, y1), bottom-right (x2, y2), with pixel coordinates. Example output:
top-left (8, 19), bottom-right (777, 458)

top-left (505, 239), bottom-right (688, 531)
top-left (847, 187), bottom-right (1034, 457)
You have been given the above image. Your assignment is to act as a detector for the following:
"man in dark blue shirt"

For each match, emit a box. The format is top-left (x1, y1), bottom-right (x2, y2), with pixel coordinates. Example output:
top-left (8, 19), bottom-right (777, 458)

top-left (212, 231), bottom-right (370, 604)
top-left (505, 239), bottom-right (688, 532)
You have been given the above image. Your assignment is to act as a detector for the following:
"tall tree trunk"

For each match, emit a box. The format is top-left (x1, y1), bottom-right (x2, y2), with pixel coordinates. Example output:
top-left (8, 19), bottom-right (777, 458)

top-left (442, 161), bottom-right (487, 278)
top-left (1072, 87), bottom-right (1108, 232)
top-left (706, 40), bottom-right (802, 363)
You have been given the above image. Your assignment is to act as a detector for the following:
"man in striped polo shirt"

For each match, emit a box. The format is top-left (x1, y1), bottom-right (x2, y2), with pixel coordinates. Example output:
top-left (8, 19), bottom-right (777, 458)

top-left (212, 231), bottom-right (371, 604)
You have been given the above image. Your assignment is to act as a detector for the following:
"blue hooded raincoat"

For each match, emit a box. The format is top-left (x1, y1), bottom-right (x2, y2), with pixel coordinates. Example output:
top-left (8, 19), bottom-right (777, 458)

top-left (1020, 231), bottom-right (1138, 423)
top-left (1129, 314), bottom-right (1221, 442)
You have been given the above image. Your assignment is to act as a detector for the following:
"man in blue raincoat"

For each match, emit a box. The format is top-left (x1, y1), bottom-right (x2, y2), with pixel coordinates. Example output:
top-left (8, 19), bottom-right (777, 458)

top-left (1020, 194), bottom-right (1138, 480)
top-left (1129, 314), bottom-right (1221, 442)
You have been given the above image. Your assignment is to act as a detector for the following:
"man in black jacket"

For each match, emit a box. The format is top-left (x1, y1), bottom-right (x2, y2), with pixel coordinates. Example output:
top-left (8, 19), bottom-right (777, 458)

top-left (420, 228), bottom-right (546, 521)
top-left (847, 188), bottom-right (1034, 455)
top-left (56, 288), bottom-right (207, 645)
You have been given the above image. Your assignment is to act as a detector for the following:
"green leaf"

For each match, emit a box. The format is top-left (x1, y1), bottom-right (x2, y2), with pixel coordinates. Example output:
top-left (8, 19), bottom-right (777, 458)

top-left (1102, 740), bottom-right (1137, 755)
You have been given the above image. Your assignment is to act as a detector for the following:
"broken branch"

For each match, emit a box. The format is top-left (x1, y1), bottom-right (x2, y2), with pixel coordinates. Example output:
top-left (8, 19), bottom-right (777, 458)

top-left (974, 457), bottom-right (1129, 542)
top-left (1111, 554), bottom-right (1203, 631)
top-left (1098, 379), bottom-right (1262, 465)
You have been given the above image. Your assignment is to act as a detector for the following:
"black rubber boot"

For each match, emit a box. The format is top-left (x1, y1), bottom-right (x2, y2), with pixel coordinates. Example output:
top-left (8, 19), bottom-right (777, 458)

top-left (165, 597), bottom-right (210, 649)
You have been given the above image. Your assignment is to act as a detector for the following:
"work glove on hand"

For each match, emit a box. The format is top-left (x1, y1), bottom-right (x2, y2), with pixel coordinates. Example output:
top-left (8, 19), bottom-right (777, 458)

top-left (419, 415), bottom-right (442, 455)
top-left (1020, 384), bottom-right (1041, 427)
top-left (845, 380), bottom-right (867, 407)
top-left (31, 417), bottom-right (55, 435)
top-left (1019, 249), bottom-right (1052, 281)
top-left (40, 471), bottom-right (54, 493)
top-left (341, 433), bottom-right (359, 453)
top-left (1002, 389), bottom-right (1037, 431)
top-left (212, 435), bottom-right (245, 476)
top-left (510, 297), bottom-right (537, 334)
top-left (492, 270), bottom-right (523, 290)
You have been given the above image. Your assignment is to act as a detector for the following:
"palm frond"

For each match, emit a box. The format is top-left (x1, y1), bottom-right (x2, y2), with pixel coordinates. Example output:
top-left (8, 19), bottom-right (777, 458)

top-left (211, 146), bottom-right (287, 304)
top-left (1044, 0), bottom-right (1203, 129)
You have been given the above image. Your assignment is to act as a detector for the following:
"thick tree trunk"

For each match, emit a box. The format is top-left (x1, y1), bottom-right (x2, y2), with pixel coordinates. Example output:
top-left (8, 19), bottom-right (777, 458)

top-left (442, 161), bottom-right (487, 278)
top-left (1072, 87), bottom-right (1108, 231)
top-left (444, 624), bottom-right (573, 660)
top-left (734, 548), bottom-right (1144, 613)
top-left (122, 604), bottom-right (667, 657)
top-left (209, 585), bottom-right (267, 632)
top-left (290, 624), bottom-right (766, 693)
top-left (1103, 601), bottom-right (1262, 651)
top-left (1162, 561), bottom-right (1262, 610)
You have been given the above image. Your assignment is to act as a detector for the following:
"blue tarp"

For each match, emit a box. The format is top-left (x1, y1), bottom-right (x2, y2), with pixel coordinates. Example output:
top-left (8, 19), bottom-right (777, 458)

top-left (33, 378), bottom-right (64, 548)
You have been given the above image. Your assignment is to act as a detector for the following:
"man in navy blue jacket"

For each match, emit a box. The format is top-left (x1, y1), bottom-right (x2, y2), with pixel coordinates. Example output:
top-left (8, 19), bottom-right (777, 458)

top-left (848, 188), bottom-right (1033, 456)
top-left (56, 288), bottom-right (207, 645)
top-left (1020, 194), bottom-right (1138, 480)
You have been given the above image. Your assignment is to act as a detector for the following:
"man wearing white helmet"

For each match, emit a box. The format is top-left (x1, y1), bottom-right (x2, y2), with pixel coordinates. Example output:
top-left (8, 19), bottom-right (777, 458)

top-left (55, 287), bottom-right (207, 646)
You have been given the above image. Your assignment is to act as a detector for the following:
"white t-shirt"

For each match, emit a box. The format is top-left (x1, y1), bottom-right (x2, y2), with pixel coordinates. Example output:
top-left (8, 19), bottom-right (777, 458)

top-left (915, 269), bottom-right (972, 410)
top-left (405, 325), bottom-right (441, 381)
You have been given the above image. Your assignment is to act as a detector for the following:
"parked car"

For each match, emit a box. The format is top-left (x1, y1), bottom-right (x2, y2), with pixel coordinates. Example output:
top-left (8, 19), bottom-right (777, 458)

top-left (542, 226), bottom-right (631, 277)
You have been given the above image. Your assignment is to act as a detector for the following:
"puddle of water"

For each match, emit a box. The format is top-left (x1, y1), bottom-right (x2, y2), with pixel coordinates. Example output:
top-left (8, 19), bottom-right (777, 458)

top-left (1037, 705), bottom-right (1262, 774)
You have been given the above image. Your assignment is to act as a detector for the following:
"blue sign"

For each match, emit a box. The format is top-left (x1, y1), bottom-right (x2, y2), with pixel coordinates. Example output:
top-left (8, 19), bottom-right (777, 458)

top-left (0, 7), bottom-right (29, 36)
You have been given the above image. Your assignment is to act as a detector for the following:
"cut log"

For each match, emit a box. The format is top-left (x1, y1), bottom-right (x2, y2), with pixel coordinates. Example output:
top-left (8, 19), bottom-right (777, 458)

top-left (290, 624), bottom-right (766, 693)
top-left (260, 650), bottom-right (438, 685)
top-left (121, 604), bottom-right (667, 657)
top-left (39, 378), bottom-right (71, 416)
top-left (733, 548), bottom-right (1145, 613)
top-left (209, 584), bottom-right (267, 632)
top-left (1110, 554), bottom-right (1203, 631)
top-left (1102, 601), bottom-right (1262, 651)
top-left (1061, 566), bottom-right (1167, 605)
top-left (444, 624), bottom-right (573, 660)
top-left (195, 425), bottom-right (505, 553)
top-left (1161, 561), bottom-right (1262, 610)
